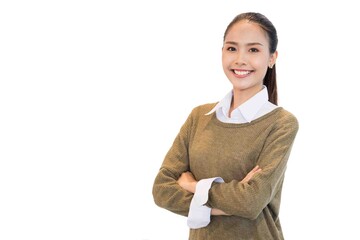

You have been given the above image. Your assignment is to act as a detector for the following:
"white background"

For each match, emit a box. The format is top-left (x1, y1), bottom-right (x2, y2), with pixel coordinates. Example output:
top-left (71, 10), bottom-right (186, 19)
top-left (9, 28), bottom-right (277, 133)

top-left (1, 0), bottom-right (360, 239)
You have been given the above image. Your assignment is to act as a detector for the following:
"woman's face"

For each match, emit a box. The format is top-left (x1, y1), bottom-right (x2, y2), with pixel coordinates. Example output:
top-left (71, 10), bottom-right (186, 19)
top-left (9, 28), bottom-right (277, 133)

top-left (222, 20), bottom-right (277, 95)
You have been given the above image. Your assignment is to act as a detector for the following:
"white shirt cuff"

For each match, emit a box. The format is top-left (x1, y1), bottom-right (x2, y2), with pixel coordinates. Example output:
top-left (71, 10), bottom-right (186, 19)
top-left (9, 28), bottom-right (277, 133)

top-left (187, 177), bottom-right (224, 229)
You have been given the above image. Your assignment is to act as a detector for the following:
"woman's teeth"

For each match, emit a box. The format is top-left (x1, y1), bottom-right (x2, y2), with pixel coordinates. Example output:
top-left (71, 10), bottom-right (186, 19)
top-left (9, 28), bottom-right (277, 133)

top-left (234, 70), bottom-right (251, 75)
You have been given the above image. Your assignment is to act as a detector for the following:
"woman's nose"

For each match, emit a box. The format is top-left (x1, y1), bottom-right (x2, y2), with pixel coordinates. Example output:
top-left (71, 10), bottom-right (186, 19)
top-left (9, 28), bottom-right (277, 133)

top-left (235, 52), bottom-right (247, 65)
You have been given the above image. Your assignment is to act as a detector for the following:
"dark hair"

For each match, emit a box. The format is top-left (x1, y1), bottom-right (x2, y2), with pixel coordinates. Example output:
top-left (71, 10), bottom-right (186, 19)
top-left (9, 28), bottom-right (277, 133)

top-left (224, 12), bottom-right (278, 105)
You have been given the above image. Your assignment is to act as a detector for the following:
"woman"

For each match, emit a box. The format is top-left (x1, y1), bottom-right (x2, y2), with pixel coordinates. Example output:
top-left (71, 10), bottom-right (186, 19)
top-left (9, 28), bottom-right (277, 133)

top-left (152, 12), bottom-right (299, 239)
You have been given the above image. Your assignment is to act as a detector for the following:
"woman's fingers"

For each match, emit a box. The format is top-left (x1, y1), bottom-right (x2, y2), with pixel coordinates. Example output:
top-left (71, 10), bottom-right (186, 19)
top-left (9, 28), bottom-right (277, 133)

top-left (177, 171), bottom-right (197, 193)
top-left (240, 165), bottom-right (262, 183)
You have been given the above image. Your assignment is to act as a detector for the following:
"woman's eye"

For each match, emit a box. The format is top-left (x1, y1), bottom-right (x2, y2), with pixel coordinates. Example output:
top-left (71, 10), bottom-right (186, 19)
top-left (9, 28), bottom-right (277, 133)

top-left (249, 48), bottom-right (259, 53)
top-left (227, 47), bottom-right (236, 52)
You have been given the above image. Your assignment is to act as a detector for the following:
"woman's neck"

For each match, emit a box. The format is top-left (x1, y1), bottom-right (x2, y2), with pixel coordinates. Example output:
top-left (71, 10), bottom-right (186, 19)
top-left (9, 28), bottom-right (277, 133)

top-left (229, 86), bottom-right (262, 116)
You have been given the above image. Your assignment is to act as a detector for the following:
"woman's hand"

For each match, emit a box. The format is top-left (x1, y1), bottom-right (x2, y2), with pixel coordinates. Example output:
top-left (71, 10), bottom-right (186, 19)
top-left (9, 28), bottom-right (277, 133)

top-left (240, 165), bottom-right (262, 183)
top-left (177, 171), bottom-right (197, 193)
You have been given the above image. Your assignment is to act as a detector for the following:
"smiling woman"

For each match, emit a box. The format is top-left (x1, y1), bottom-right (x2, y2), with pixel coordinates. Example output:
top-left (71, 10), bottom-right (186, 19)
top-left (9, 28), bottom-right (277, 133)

top-left (221, 16), bottom-right (278, 113)
top-left (3, 1), bottom-right (360, 239)
top-left (152, 12), bottom-right (299, 240)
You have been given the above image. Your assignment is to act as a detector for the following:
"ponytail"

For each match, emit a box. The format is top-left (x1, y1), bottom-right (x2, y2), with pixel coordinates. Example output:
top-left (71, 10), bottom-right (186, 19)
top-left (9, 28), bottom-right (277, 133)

top-left (264, 65), bottom-right (277, 105)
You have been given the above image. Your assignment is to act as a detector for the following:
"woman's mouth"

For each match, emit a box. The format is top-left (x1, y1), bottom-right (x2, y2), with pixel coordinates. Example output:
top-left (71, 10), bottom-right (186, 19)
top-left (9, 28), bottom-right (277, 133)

top-left (232, 69), bottom-right (253, 77)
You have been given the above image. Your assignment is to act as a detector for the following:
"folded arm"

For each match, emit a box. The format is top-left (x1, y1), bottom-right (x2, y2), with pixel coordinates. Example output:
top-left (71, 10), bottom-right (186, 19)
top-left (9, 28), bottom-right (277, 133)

top-left (206, 116), bottom-right (298, 219)
top-left (177, 166), bottom-right (262, 216)
top-left (152, 109), bottom-right (195, 216)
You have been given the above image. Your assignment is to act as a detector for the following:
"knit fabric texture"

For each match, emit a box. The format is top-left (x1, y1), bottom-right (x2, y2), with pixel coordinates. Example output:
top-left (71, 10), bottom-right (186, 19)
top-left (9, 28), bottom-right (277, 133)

top-left (153, 103), bottom-right (299, 240)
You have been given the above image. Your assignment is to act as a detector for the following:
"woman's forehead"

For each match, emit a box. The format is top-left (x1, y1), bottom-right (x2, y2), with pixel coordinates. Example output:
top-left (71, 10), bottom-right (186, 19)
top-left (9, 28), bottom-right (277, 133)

top-left (225, 21), bottom-right (269, 44)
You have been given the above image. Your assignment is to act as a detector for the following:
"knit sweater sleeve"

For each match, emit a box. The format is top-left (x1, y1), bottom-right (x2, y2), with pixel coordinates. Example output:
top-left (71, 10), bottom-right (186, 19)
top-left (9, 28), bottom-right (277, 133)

top-left (152, 107), bottom-right (197, 217)
top-left (206, 112), bottom-right (299, 220)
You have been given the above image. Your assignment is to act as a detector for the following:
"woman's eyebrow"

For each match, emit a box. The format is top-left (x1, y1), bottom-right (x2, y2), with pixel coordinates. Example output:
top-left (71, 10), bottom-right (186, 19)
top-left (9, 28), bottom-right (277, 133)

top-left (224, 41), bottom-right (239, 46)
top-left (224, 41), bottom-right (264, 46)
top-left (247, 42), bottom-right (263, 46)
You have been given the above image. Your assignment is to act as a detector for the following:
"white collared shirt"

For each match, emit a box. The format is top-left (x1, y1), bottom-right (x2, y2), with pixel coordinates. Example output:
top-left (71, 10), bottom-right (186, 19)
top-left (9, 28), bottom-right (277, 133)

top-left (187, 86), bottom-right (279, 229)
top-left (206, 86), bottom-right (278, 124)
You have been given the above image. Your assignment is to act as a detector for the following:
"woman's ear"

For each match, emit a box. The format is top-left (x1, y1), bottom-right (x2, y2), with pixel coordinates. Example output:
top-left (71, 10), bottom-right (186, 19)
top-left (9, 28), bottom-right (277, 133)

top-left (269, 51), bottom-right (278, 68)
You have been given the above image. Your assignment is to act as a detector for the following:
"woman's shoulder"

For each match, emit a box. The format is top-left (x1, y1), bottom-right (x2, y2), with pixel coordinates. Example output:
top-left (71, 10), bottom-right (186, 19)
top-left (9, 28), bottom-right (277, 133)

top-left (274, 107), bottom-right (299, 130)
top-left (277, 107), bottom-right (297, 121)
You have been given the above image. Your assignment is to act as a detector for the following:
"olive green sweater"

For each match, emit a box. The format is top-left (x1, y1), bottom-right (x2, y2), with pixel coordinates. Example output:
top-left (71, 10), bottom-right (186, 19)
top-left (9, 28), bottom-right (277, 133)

top-left (153, 103), bottom-right (299, 240)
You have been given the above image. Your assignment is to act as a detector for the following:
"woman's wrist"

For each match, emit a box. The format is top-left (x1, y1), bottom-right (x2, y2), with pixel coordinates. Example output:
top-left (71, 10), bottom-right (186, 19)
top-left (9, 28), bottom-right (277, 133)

top-left (187, 181), bottom-right (197, 193)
